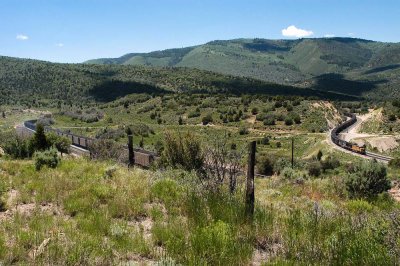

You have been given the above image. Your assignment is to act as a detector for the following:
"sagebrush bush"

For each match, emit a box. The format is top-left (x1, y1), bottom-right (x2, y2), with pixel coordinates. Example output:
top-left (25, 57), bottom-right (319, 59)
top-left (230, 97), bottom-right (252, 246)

top-left (162, 131), bottom-right (204, 172)
top-left (345, 161), bottom-right (391, 199)
top-left (257, 156), bottom-right (274, 176)
top-left (308, 162), bottom-right (322, 177)
top-left (388, 158), bottom-right (400, 169)
top-left (34, 148), bottom-right (60, 171)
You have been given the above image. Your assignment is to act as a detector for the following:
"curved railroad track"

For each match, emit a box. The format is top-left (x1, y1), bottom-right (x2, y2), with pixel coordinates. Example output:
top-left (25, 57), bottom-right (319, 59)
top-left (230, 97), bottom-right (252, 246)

top-left (331, 114), bottom-right (393, 163)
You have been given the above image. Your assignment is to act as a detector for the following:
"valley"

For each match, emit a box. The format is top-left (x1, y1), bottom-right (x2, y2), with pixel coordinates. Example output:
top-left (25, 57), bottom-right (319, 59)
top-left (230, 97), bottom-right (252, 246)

top-left (1, 40), bottom-right (400, 265)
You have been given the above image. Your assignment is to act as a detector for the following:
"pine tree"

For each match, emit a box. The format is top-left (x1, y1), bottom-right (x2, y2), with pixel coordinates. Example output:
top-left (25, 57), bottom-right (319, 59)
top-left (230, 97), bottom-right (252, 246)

top-left (33, 123), bottom-right (48, 151)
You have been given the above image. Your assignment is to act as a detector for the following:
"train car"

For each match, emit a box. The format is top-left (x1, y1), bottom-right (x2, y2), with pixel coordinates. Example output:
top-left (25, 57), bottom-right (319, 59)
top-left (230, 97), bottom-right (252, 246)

top-left (79, 138), bottom-right (87, 147)
top-left (331, 113), bottom-right (367, 155)
top-left (23, 119), bottom-right (159, 166)
top-left (133, 149), bottom-right (156, 168)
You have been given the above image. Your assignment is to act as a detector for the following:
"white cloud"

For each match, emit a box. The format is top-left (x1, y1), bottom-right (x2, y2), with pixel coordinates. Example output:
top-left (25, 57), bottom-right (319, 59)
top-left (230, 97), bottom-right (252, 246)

top-left (282, 25), bottom-right (314, 38)
top-left (56, 43), bottom-right (64, 47)
top-left (348, 33), bottom-right (355, 37)
top-left (16, 34), bottom-right (29, 41)
top-left (324, 34), bottom-right (335, 38)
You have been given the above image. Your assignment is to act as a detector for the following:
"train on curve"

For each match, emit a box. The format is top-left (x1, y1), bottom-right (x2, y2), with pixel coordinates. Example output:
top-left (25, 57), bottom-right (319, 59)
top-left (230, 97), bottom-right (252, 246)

top-left (331, 113), bottom-right (366, 155)
top-left (23, 120), bottom-right (157, 167)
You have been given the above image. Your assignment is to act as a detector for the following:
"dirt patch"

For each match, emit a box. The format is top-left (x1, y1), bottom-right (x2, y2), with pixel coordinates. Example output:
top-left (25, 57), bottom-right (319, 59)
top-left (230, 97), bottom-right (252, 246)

top-left (246, 115), bottom-right (257, 124)
top-left (367, 137), bottom-right (399, 152)
top-left (0, 189), bottom-right (63, 221)
top-left (312, 102), bottom-right (321, 108)
top-left (390, 181), bottom-right (400, 202)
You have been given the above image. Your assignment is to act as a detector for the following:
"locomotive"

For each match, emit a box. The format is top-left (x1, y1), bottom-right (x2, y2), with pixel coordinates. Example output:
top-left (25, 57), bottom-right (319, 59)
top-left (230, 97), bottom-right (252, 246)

top-left (331, 114), bottom-right (366, 155)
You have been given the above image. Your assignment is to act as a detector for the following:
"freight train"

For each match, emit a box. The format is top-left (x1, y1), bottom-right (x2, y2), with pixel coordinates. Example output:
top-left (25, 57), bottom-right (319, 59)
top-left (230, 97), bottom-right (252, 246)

top-left (331, 114), bottom-right (366, 155)
top-left (23, 120), bottom-right (157, 167)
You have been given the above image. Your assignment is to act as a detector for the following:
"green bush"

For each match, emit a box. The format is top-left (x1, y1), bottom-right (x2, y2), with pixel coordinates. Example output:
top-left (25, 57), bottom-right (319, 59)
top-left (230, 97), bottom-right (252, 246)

top-left (274, 157), bottom-right (291, 174)
top-left (201, 114), bottom-right (213, 125)
top-left (260, 136), bottom-right (269, 145)
top-left (281, 167), bottom-right (297, 180)
top-left (308, 162), bottom-right (322, 177)
top-left (285, 117), bottom-right (293, 126)
top-left (34, 148), bottom-right (60, 171)
top-left (238, 127), bottom-right (249, 135)
top-left (162, 131), bottom-right (204, 172)
top-left (263, 115), bottom-right (275, 126)
top-left (257, 156), bottom-right (274, 176)
top-left (46, 132), bottom-right (71, 155)
top-left (3, 136), bottom-right (34, 159)
top-left (321, 156), bottom-right (340, 172)
top-left (388, 158), bottom-right (400, 169)
top-left (345, 161), bottom-right (391, 199)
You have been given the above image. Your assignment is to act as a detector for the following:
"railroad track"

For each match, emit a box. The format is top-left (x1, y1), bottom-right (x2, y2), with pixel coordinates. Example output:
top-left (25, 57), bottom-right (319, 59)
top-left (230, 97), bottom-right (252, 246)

top-left (331, 114), bottom-right (393, 163)
top-left (365, 151), bottom-right (393, 162)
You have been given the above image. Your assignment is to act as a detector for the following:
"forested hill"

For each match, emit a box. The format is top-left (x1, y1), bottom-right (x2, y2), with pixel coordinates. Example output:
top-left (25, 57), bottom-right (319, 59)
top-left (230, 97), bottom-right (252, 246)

top-left (86, 38), bottom-right (400, 100)
top-left (0, 56), bottom-right (353, 106)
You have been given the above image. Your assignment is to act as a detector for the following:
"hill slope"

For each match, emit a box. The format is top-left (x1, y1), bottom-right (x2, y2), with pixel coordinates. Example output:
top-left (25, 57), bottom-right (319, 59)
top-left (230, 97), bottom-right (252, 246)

top-left (0, 56), bottom-right (351, 106)
top-left (86, 38), bottom-right (400, 99)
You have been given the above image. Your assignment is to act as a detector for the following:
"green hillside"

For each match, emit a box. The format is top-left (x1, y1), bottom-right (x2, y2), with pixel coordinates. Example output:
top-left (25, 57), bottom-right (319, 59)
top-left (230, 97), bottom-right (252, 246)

top-left (85, 38), bottom-right (400, 99)
top-left (0, 56), bottom-right (351, 107)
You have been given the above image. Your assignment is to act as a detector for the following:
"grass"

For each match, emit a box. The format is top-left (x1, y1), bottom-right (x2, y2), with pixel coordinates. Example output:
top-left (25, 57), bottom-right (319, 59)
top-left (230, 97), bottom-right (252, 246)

top-left (1, 156), bottom-right (400, 264)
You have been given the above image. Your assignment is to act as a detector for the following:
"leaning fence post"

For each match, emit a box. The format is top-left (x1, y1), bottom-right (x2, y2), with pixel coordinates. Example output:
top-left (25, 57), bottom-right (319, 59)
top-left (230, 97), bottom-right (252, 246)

top-left (245, 141), bottom-right (256, 219)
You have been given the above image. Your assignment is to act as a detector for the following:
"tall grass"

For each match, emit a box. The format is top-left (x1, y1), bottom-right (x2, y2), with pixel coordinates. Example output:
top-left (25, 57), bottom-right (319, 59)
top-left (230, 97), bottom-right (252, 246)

top-left (0, 158), bottom-right (400, 264)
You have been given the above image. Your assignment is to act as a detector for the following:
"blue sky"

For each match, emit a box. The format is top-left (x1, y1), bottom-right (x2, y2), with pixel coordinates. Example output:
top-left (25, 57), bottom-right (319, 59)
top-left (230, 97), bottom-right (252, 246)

top-left (1, 0), bottom-right (399, 63)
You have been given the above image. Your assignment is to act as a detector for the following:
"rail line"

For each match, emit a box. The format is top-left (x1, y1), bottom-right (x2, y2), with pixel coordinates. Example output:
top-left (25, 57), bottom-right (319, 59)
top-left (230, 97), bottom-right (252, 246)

top-left (21, 120), bottom-right (157, 167)
top-left (331, 114), bottom-right (393, 163)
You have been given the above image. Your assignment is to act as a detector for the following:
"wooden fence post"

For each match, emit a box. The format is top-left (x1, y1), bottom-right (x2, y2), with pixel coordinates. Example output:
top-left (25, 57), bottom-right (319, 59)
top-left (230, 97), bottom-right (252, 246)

top-left (128, 134), bottom-right (134, 167)
top-left (245, 141), bottom-right (256, 219)
top-left (291, 137), bottom-right (294, 169)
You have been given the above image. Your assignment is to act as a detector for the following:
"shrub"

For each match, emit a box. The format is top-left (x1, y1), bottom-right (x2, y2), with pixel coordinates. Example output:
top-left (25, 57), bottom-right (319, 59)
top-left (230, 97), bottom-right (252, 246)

top-left (3, 135), bottom-right (34, 159)
top-left (308, 162), bottom-right (321, 177)
top-left (388, 114), bottom-right (396, 121)
top-left (260, 136), bottom-right (269, 145)
top-left (292, 114), bottom-right (301, 124)
top-left (281, 167), bottom-right (297, 180)
top-left (345, 161), bottom-right (391, 199)
top-left (263, 116), bottom-right (275, 126)
top-left (202, 114), bottom-right (213, 125)
top-left (251, 107), bottom-right (258, 115)
top-left (274, 157), bottom-right (291, 175)
top-left (284, 117), bottom-right (293, 126)
top-left (239, 127), bottom-right (249, 135)
top-left (89, 139), bottom-right (126, 162)
top-left (188, 111), bottom-right (200, 118)
top-left (317, 150), bottom-right (323, 161)
top-left (257, 156), bottom-right (274, 176)
top-left (162, 131), bottom-right (204, 172)
top-left (388, 158), bottom-right (400, 169)
top-left (34, 148), bottom-right (60, 171)
top-left (321, 156), bottom-right (340, 172)
top-left (46, 132), bottom-right (71, 155)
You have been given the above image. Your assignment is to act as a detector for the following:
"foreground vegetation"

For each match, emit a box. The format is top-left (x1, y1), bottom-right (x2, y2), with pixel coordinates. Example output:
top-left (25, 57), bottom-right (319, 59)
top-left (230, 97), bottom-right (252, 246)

top-left (0, 155), bottom-right (399, 265)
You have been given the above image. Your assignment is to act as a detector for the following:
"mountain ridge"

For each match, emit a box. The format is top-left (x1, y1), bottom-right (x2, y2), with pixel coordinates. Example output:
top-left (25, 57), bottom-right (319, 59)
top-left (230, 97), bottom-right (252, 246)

top-left (85, 37), bottom-right (400, 100)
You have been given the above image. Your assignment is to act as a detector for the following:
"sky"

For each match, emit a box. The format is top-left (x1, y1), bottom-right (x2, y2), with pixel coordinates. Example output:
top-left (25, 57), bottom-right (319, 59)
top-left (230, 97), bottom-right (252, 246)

top-left (1, 0), bottom-right (399, 63)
